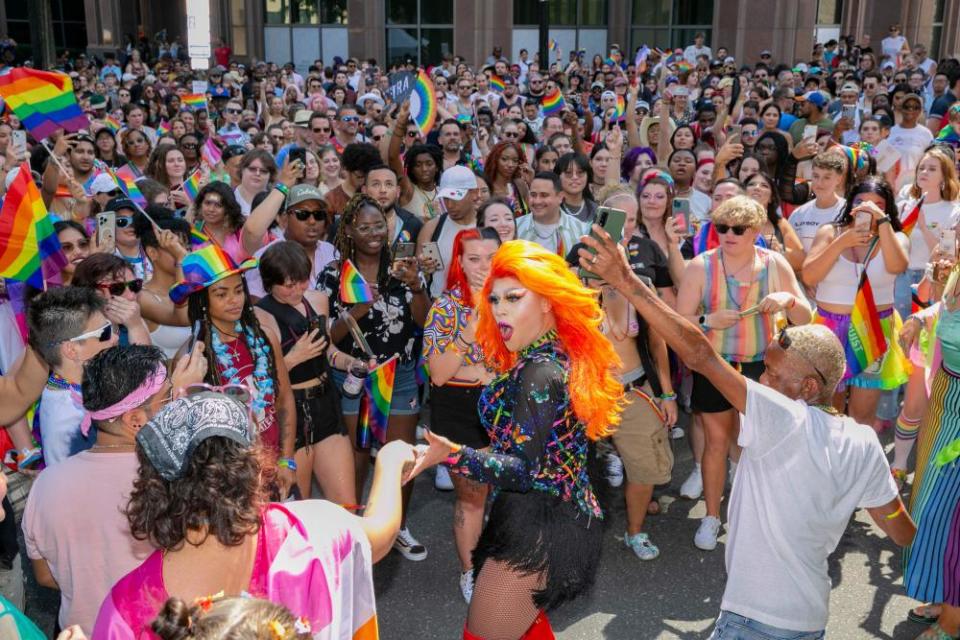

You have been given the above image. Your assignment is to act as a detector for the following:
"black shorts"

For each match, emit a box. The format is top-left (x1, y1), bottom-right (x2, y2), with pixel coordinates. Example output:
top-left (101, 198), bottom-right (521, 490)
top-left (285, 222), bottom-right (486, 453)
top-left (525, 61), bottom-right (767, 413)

top-left (429, 384), bottom-right (489, 450)
top-left (691, 361), bottom-right (766, 413)
top-left (293, 381), bottom-right (347, 449)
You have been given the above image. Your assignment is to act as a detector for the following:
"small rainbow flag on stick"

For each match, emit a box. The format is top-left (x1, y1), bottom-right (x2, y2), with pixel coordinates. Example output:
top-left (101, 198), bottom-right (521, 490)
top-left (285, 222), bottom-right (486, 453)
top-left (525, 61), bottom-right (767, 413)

top-left (489, 74), bottom-right (506, 92)
top-left (0, 68), bottom-right (90, 140)
top-left (201, 138), bottom-right (222, 167)
top-left (899, 194), bottom-right (925, 236)
top-left (357, 355), bottom-right (398, 447)
top-left (103, 115), bottom-right (122, 134)
top-left (0, 162), bottom-right (67, 288)
top-left (182, 169), bottom-right (202, 201)
top-left (411, 70), bottom-right (437, 135)
top-left (541, 88), bottom-right (565, 116)
top-left (157, 119), bottom-right (171, 137)
top-left (846, 269), bottom-right (887, 376)
top-left (182, 93), bottom-right (207, 111)
top-left (339, 259), bottom-right (375, 303)
top-left (190, 224), bottom-right (211, 248)
top-left (113, 164), bottom-right (148, 209)
top-left (614, 95), bottom-right (626, 122)
top-left (676, 61), bottom-right (693, 74)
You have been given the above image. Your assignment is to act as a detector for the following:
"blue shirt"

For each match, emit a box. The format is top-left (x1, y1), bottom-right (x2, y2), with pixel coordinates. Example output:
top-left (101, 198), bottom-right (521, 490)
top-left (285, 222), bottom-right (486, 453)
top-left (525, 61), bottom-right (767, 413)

top-left (779, 113), bottom-right (798, 131)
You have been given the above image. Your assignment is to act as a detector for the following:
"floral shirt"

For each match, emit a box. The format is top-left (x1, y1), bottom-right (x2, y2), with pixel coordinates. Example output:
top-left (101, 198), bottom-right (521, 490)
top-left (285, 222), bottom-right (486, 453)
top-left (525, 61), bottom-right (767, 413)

top-left (318, 262), bottom-right (418, 364)
top-left (446, 333), bottom-right (601, 519)
top-left (422, 287), bottom-right (485, 372)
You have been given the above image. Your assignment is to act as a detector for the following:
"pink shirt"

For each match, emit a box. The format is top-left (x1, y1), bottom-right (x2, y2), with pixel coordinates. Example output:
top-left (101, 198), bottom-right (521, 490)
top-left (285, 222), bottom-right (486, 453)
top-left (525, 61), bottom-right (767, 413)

top-left (22, 451), bottom-right (152, 634)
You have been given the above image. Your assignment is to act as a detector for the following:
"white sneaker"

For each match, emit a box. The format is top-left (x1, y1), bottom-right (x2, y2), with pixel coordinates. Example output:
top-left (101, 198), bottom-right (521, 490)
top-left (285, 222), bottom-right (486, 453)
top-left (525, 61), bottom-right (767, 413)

top-left (728, 460), bottom-right (738, 485)
top-left (434, 465), bottom-right (454, 491)
top-left (694, 515), bottom-right (722, 551)
top-left (393, 527), bottom-right (428, 561)
top-left (459, 570), bottom-right (475, 603)
top-left (605, 453), bottom-right (624, 488)
top-left (679, 464), bottom-right (703, 499)
top-left (670, 426), bottom-right (685, 440)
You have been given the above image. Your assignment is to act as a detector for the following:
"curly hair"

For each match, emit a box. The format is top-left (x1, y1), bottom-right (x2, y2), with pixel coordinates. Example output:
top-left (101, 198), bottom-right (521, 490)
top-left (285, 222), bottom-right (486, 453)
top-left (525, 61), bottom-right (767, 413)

top-left (152, 596), bottom-right (311, 640)
top-left (475, 240), bottom-right (624, 440)
top-left (331, 193), bottom-right (392, 291)
top-left (192, 181), bottom-right (245, 233)
top-left (126, 438), bottom-right (273, 550)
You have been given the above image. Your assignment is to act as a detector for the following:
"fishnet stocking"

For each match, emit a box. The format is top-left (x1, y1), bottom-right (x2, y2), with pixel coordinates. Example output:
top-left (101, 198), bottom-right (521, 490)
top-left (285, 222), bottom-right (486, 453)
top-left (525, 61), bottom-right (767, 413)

top-left (465, 559), bottom-right (545, 640)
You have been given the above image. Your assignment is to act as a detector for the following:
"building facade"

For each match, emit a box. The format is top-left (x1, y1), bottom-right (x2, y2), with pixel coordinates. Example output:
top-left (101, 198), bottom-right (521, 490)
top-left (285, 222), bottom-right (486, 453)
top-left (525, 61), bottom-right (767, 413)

top-left (2, 0), bottom-right (958, 71)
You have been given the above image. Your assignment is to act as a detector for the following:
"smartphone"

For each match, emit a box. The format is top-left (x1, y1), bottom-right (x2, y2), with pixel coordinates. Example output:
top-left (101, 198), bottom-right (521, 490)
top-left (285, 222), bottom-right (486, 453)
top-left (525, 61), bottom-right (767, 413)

top-left (393, 242), bottom-right (417, 260)
top-left (421, 241), bottom-right (444, 270)
top-left (11, 130), bottom-right (26, 154)
top-left (580, 207), bottom-right (627, 280)
top-left (803, 124), bottom-right (819, 141)
top-left (187, 318), bottom-right (202, 352)
top-left (672, 199), bottom-right (693, 237)
top-left (308, 313), bottom-right (327, 341)
top-left (96, 211), bottom-right (116, 246)
top-left (841, 105), bottom-right (857, 121)
top-left (854, 210), bottom-right (872, 231)
top-left (940, 228), bottom-right (957, 256)
top-left (289, 146), bottom-right (307, 177)
top-left (726, 124), bottom-right (741, 141)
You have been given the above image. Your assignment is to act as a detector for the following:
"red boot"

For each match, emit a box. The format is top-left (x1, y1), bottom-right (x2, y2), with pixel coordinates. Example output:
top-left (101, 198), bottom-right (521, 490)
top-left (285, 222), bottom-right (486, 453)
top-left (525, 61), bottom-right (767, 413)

top-left (462, 612), bottom-right (554, 640)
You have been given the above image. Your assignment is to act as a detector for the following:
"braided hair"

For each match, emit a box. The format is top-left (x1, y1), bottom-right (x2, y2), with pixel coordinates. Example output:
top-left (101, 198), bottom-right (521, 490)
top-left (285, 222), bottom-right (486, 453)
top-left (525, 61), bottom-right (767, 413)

top-left (332, 193), bottom-right (392, 292)
top-left (186, 277), bottom-right (279, 388)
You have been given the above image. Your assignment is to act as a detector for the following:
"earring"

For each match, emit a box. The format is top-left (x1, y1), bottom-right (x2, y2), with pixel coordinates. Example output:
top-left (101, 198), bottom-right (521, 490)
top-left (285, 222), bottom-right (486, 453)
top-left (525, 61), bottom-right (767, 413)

top-left (940, 182), bottom-right (945, 194)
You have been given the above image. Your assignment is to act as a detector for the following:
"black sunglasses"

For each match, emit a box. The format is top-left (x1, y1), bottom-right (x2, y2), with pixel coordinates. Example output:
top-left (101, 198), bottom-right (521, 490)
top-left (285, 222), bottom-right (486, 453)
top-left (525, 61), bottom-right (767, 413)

top-left (714, 223), bottom-right (749, 235)
top-left (226, 108), bottom-right (242, 114)
top-left (290, 209), bottom-right (326, 222)
top-left (98, 278), bottom-right (144, 296)
top-left (777, 328), bottom-right (828, 385)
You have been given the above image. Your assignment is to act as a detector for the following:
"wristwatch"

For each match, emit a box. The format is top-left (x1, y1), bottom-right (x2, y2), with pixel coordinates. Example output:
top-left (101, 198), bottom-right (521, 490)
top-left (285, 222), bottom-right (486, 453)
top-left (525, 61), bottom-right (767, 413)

top-left (698, 314), bottom-right (710, 331)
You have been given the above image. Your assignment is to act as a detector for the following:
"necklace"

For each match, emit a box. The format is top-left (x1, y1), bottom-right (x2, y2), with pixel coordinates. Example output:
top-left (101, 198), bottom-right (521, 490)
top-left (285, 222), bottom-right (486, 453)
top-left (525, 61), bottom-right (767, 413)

top-left (814, 404), bottom-right (842, 416)
top-left (562, 199), bottom-right (586, 219)
top-left (719, 248), bottom-right (759, 310)
top-left (211, 322), bottom-right (274, 422)
top-left (531, 219), bottom-right (559, 239)
top-left (90, 443), bottom-right (135, 451)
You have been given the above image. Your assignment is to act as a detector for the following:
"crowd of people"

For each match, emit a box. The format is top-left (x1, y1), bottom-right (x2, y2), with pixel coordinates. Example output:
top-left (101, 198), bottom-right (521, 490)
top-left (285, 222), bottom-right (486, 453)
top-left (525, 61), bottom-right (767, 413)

top-left (0, 23), bottom-right (959, 640)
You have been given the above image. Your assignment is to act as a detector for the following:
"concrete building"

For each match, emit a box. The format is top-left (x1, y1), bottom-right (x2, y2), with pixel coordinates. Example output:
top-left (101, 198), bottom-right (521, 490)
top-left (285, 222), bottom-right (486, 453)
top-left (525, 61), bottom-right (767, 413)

top-left (2, 0), bottom-right (958, 70)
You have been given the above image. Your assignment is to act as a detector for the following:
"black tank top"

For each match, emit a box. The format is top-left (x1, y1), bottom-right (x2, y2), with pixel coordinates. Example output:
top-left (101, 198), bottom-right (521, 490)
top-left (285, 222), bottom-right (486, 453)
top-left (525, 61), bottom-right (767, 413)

top-left (256, 295), bottom-right (329, 385)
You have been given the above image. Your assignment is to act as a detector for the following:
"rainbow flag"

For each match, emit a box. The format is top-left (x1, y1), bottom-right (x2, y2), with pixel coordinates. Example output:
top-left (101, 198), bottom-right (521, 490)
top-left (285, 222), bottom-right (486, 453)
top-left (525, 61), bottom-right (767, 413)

top-left (614, 95), bottom-right (626, 122)
top-left (182, 169), bottom-right (202, 201)
top-left (156, 119), bottom-right (171, 137)
top-left (201, 137), bottom-right (222, 167)
top-left (635, 45), bottom-right (651, 74)
top-left (936, 124), bottom-right (960, 144)
top-left (549, 39), bottom-right (558, 52)
top-left (840, 144), bottom-right (868, 174)
top-left (103, 115), bottom-right (122, 134)
top-left (182, 93), bottom-right (207, 111)
top-left (541, 88), bottom-right (565, 116)
top-left (847, 271), bottom-right (887, 376)
top-left (676, 61), bottom-right (693, 74)
top-left (113, 164), bottom-right (147, 209)
top-left (0, 68), bottom-right (90, 140)
top-left (900, 194), bottom-right (925, 236)
top-left (190, 224), bottom-right (211, 248)
top-left (339, 259), bottom-right (374, 303)
top-left (357, 355), bottom-right (398, 447)
top-left (489, 74), bottom-right (506, 93)
top-left (455, 113), bottom-right (472, 125)
top-left (411, 70), bottom-right (437, 135)
top-left (0, 162), bottom-right (67, 288)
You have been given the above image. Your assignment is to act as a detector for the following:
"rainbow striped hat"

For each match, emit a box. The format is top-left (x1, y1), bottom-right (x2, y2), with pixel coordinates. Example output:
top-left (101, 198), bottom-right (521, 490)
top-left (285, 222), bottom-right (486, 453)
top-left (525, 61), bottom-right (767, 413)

top-left (169, 243), bottom-right (257, 304)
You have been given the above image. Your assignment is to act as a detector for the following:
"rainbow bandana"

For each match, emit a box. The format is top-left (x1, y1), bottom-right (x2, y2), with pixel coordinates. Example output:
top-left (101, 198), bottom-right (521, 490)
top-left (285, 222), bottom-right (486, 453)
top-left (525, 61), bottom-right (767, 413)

top-left (169, 243), bottom-right (258, 304)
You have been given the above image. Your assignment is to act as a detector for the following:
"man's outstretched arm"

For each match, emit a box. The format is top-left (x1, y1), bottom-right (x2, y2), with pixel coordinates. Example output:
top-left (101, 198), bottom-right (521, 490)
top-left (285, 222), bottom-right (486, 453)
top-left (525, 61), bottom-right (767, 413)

top-left (579, 227), bottom-right (747, 413)
top-left (0, 348), bottom-right (48, 424)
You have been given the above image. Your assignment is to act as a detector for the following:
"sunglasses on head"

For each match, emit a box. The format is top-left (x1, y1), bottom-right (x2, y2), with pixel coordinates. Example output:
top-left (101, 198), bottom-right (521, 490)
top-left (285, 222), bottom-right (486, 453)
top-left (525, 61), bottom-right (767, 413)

top-left (777, 328), bottom-right (828, 385)
top-left (98, 278), bottom-right (144, 296)
top-left (64, 322), bottom-right (113, 345)
top-left (714, 223), bottom-right (749, 235)
top-left (290, 209), bottom-right (326, 222)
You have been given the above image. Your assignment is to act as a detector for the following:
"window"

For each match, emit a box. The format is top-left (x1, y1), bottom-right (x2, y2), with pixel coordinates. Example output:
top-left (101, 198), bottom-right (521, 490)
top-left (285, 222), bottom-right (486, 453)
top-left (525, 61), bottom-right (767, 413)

top-left (3, 0), bottom-right (86, 53)
top-left (265, 0), bottom-right (347, 25)
top-left (931, 0), bottom-right (945, 59)
top-left (514, 0), bottom-right (606, 27)
top-left (814, 0), bottom-right (843, 45)
top-left (630, 0), bottom-right (712, 51)
top-left (231, 0), bottom-right (247, 56)
top-left (386, 0), bottom-right (453, 66)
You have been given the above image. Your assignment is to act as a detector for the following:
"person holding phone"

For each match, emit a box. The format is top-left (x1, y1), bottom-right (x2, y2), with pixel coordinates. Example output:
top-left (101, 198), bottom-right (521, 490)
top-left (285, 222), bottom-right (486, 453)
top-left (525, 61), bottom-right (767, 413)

top-left (255, 241), bottom-right (355, 506)
top-left (802, 177), bottom-right (910, 431)
top-left (676, 196), bottom-right (811, 551)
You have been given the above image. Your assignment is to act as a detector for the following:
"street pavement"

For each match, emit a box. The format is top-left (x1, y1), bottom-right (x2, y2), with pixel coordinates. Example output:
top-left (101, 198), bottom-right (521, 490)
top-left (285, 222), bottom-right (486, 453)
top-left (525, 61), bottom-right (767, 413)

top-left (20, 413), bottom-right (928, 639)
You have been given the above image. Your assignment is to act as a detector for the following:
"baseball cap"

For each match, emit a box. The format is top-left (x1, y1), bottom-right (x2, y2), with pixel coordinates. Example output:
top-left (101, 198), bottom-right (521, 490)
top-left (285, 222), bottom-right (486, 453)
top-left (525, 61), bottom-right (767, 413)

top-left (601, 90), bottom-right (617, 101)
top-left (286, 184), bottom-right (325, 208)
top-left (437, 166), bottom-right (478, 201)
top-left (106, 196), bottom-right (137, 214)
top-left (357, 92), bottom-right (385, 107)
top-left (591, 81), bottom-right (604, 90)
top-left (89, 173), bottom-right (120, 195)
top-left (294, 109), bottom-right (313, 127)
top-left (724, 56), bottom-right (735, 65)
top-left (760, 50), bottom-right (772, 57)
top-left (635, 100), bottom-right (650, 112)
top-left (221, 145), bottom-right (247, 162)
top-left (88, 94), bottom-right (108, 110)
top-left (210, 86), bottom-right (231, 99)
top-left (840, 82), bottom-right (860, 94)
top-left (796, 91), bottom-right (827, 108)
top-left (902, 93), bottom-right (923, 107)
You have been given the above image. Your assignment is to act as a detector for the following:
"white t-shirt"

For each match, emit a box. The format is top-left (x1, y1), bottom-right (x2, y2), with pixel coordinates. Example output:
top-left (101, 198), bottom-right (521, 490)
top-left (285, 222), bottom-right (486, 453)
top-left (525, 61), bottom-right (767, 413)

top-left (888, 125), bottom-right (934, 189)
top-left (899, 198), bottom-right (960, 269)
top-left (690, 190), bottom-right (712, 222)
top-left (881, 35), bottom-right (907, 60)
top-left (788, 197), bottom-right (847, 252)
top-left (683, 45), bottom-right (712, 65)
top-left (722, 380), bottom-right (898, 631)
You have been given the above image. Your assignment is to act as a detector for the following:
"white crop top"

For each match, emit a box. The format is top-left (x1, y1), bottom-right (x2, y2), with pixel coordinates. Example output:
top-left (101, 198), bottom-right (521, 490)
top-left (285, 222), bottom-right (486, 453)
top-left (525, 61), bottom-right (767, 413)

top-left (815, 237), bottom-right (904, 306)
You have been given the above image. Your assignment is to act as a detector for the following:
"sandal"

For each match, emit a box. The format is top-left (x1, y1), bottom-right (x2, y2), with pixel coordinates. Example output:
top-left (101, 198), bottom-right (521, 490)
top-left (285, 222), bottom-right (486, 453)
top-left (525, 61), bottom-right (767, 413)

top-left (909, 604), bottom-right (942, 626)
top-left (647, 499), bottom-right (661, 516)
top-left (915, 623), bottom-right (958, 639)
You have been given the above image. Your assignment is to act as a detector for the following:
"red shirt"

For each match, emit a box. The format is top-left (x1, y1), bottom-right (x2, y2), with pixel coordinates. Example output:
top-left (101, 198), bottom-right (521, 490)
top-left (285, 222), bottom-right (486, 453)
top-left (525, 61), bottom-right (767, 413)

top-left (214, 46), bottom-right (232, 68)
top-left (217, 335), bottom-right (279, 451)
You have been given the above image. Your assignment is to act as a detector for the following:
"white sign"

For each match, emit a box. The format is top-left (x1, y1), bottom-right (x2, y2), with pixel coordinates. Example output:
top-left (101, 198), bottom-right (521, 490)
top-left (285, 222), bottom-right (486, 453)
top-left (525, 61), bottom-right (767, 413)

top-left (186, 0), bottom-right (212, 70)
top-left (192, 80), bottom-right (208, 94)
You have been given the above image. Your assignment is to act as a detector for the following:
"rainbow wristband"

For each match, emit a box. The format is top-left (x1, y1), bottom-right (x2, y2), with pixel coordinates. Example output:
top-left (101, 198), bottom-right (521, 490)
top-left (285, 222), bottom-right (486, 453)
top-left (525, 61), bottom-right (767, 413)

top-left (278, 457), bottom-right (297, 471)
top-left (274, 183), bottom-right (290, 197)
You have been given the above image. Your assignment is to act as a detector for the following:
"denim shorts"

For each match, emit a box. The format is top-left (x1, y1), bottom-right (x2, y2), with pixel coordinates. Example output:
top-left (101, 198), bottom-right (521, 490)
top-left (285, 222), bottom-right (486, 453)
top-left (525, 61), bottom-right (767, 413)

top-left (330, 359), bottom-right (421, 416)
top-left (709, 611), bottom-right (825, 640)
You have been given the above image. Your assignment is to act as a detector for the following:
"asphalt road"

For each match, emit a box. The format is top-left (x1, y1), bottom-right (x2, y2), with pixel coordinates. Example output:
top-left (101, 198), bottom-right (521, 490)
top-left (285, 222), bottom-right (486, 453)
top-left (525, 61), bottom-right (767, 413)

top-left (19, 413), bottom-right (928, 640)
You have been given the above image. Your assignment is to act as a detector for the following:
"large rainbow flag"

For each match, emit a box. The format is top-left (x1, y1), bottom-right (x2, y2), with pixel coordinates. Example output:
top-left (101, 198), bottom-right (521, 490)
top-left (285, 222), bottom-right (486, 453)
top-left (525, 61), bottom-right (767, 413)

top-left (339, 259), bottom-right (374, 303)
top-left (489, 74), bottom-right (506, 93)
top-left (182, 93), bottom-right (207, 111)
top-left (0, 162), bottom-right (67, 288)
top-left (541, 88), bottom-right (565, 116)
top-left (846, 269), bottom-right (887, 376)
top-left (0, 68), bottom-right (89, 140)
top-left (357, 355), bottom-right (398, 448)
top-left (900, 194), bottom-right (925, 236)
top-left (411, 70), bottom-right (437, 135)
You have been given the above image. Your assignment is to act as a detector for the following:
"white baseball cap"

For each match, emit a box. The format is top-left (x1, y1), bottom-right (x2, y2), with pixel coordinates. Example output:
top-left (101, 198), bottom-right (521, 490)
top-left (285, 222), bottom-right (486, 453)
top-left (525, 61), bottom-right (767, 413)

top-left (437, 166), bottom-right (478, 201)
top-left (89, 173), bottom-right (120, 195)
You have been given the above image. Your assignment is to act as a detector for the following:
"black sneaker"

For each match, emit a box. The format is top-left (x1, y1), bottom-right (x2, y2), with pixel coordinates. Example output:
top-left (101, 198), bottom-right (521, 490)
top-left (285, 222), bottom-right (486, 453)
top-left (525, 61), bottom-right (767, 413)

top-left (393, 527), bottom-right (427, 561)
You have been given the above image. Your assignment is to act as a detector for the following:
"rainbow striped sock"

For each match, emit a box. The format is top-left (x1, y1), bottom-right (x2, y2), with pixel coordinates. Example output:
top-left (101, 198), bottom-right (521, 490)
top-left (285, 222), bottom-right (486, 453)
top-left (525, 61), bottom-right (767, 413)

top-left (894, 414), bottom-right (921, 441)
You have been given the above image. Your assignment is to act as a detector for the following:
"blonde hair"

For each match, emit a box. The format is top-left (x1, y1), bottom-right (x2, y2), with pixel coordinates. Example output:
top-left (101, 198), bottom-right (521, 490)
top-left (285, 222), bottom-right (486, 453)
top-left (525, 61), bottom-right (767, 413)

top-left (780, 325), bottom-right (846, 398)
top-left (598, 184), bottom-right (637, 206)
top-left (910, 148), bottom-right (960, 201)
top-left (710, 195), bottom-right (766, 228)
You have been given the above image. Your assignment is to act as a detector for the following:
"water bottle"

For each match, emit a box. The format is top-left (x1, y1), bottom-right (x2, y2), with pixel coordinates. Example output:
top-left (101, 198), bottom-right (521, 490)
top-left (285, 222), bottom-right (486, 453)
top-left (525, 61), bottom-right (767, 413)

top-left (341, 360), bottom-right (369, 399)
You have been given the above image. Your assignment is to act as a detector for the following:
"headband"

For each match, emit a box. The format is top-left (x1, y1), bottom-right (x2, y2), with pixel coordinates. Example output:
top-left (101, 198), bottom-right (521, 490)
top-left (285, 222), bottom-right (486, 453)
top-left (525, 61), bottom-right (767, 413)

top-left (80, 362), bottom-right (167, 436)
top-left (640, 168), bottom-right (675, 191)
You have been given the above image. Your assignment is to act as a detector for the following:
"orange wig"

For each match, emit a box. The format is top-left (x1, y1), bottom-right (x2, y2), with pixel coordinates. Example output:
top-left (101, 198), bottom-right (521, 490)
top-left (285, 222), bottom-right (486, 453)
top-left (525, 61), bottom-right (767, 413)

top-left (475, 240), bottom-right (624, 440)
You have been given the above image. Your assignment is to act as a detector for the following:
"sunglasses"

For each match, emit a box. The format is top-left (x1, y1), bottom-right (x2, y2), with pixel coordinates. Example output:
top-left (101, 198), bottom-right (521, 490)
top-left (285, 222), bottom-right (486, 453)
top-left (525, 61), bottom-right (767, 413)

top-left (100, 189), bottom-right (123, 198)
top-left (313, 127), bottom-right (331, 133)
top-left (226, 108), bottom-right (242, 114)
top-left (777, 328), bottom-right (828, 385)
top-left (98, 278), bottom-right (144, 296)
top-left (66, 322), bottom-right (114, 344)
top-left (290, 209), bottom-right (326, 222)
top-left (180, 142), bottom-right (198, 149)
top-left (183, 381), bottom-right (251, 405)
top-left (406, 131), bottom-right (418, 138)
top-left (340, 115), bottom-right (360, 123)
top-left (714, 223), bottom-right (749, 235)
top-left (116, 216), bottom-right (134, 228)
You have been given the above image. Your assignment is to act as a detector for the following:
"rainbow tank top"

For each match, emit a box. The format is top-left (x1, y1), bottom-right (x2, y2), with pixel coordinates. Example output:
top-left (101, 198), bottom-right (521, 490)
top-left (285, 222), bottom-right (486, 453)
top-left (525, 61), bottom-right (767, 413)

top-left (701, 248), bottom-right (776, 363)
